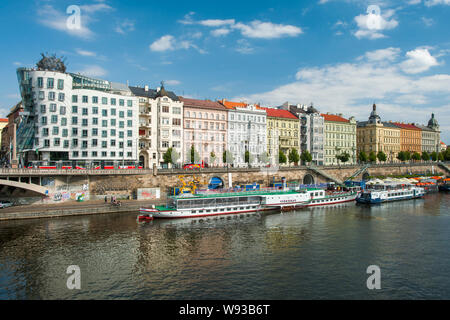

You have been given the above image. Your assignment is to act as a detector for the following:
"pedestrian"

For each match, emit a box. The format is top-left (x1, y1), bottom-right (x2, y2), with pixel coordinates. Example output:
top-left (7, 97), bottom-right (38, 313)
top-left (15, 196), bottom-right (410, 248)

top-left (104, 196), bottom-right (107, 203)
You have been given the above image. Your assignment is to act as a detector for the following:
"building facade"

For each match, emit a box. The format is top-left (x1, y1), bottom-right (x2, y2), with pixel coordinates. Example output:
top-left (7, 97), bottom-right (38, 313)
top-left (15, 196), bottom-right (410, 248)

top-left (281, 103), bottom-right (324, 165)
top-left (219, 100), bottom-right (267, 167)
top-left (130, 84), bottom-right (183, 168)
top-left (356, 104), bottom-right (401, 162)
top-left (323, 113), bottom-right (357, 165)
top-left (16, 68), bottom-right (139, 165)
top-left (263, 107), bottom-right (299, 165)
top-left (415, 113), bottom-right (440, 154)
top-left (392, 122), bottom-right (422, 153)
top-left (180, 97), bottom-right (228, 166)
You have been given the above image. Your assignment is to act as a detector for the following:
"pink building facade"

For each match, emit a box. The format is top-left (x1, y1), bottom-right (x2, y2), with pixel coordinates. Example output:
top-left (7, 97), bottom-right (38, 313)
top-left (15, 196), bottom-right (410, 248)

top-left (180, 97), bottom-right (228, 166)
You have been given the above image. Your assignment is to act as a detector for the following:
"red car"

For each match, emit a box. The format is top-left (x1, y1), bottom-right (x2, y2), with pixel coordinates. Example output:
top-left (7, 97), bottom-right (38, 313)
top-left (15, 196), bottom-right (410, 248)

top-left (183, 161), bottom-right (205, 170)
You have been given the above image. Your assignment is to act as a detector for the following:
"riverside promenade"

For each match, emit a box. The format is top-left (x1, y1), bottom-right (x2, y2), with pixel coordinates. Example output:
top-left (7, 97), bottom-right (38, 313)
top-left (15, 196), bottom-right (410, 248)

top-left (0, 199), bottom-right (165, 221)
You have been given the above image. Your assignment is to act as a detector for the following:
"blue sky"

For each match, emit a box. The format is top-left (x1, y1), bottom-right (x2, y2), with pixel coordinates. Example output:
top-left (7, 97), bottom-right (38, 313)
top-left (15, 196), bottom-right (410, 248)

top-left (0, 0), bottom-right (449, 143)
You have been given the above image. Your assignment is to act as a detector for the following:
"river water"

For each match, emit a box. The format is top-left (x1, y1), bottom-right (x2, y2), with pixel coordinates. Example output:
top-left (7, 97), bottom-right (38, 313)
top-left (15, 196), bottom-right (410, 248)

top-left (0, 193), bottom-right (449, 300)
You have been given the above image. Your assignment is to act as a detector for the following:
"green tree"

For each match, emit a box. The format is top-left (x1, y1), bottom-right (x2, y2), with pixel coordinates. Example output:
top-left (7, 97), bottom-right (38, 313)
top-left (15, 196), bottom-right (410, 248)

top-left (444, 148), bottom-right (450, 161)
top-left (189, 145), bottom-right (200, 163)
top-left (300, 150), bottom-right (312, 164)
top-left (209, 151), bottom-right (216, 166)
top-left (411, 152), bottom-right (421, 161)
top-left (421, 151), bottom-right (430, 161)
top-left (288, 148), bottom-right (300, 165)
top-left (430, 151), bottom-right (438, 161)
top-left (337, 152), bottom-right (350, 163)
top-left (223, 150), bottom-right (234, 166)
top-left (438, 152), bottom-right (445, 161)
top-left (404, 151), bottom-right (411, 161)
top-left (163, 147), bottom-right (173, 164)
top-left (368, 151), bottom-right (377, 163)
top-left (358, 151), bottom-right (368, 163)
top-left (279, 150), bottom-right (287, 164)
top-left (244, 150), bottom-right (253, 164)
top-left (376, 151), bottom-right (387, 162)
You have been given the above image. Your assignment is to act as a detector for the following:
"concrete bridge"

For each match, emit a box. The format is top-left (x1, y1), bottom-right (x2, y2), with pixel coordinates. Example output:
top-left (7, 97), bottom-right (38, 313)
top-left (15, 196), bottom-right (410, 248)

top-left (0, 179), bottom-right (48, 197)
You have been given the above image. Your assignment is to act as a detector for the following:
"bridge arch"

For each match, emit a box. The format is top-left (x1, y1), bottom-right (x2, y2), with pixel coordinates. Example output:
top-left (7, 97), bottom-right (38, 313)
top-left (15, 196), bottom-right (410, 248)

top-left (0, 179), bottom-right (48, 197)
top-left (303, 174), bottom-right (315, 185)
top-left (208, 176), bottom-right (224, 189)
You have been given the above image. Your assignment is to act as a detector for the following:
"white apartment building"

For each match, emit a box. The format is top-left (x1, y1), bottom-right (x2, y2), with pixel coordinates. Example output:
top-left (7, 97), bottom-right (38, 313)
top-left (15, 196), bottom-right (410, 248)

top-left (130, 84), bottom-right (183, 168)
top-left (281, 102), bottom-right (325, 165)
top-left (16, 68), bottom-right (139, 166)
top-left (226, 104), bottom-right (267, 167)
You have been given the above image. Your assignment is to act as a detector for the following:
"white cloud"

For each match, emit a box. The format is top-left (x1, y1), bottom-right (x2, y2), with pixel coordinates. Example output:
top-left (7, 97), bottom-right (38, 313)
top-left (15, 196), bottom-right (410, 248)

top-left (164, 80), bottom-right (181, 86)
top-left (150, 35), bottom-right (206, 54)
top-left (400, 48), bottom-right (440, 74)
top-left (115, 19), bottom-right (135, 34)
top-left (363, 47), bottom-right (401, 62)
top-left (354, 9), bottom-right (398, 39)
top-left (232, 20), bottom-right (303, 39)
top-left (76, 49), bottom-right (97, 57)
top-left (199, 19), bottom-right (235, 27)
top-left (76, 65), bottom-right (108, 77)
top-left (233, 47), bottom-right (450, 135)
top-left (150, 35), bottom-right (176, 52)
top-left (211, 28), bottom-right (231, 37)
top-left (424, 0), bottom-right (450, 6)
top-left (235, 39), bottom-right (255, 54)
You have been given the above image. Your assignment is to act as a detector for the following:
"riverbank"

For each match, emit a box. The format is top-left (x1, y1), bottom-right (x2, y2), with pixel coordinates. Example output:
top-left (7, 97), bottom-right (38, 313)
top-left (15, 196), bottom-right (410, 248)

top-left (0, 199), bottom-right (165, 221)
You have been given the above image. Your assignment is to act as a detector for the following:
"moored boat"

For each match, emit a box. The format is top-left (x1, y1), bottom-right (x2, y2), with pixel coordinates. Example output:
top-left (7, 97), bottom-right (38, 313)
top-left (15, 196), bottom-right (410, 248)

top-left (356, 184), bottom-right (425, 204)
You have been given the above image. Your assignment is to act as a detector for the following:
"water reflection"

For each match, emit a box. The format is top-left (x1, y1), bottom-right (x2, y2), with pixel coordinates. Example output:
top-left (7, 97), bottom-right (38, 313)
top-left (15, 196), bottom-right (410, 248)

top-left (0, 193), bottom-right (449, 299)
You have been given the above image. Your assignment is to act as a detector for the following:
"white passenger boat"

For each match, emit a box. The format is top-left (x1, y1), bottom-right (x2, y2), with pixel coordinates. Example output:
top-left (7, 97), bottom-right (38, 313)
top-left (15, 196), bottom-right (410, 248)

top-left (140, 187), bottom-right (359, 219)
top-left (356, 184), bottom-right (425, 204)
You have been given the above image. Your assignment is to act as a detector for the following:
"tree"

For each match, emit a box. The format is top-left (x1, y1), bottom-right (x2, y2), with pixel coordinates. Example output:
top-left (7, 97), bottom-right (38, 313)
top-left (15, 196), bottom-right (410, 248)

top-left (223, 150), bottom-right (234, 166)
top-left (337, 152), bottom-right (350, 163)
top-left (444, 148), bottom-right (450, 161)
top-left (397, 151), bottom-right (406, 162)
top-left (368, 151), bottom-right (377, 163)
top-left (376, 151), bottom-right (387, 163)
top-left (358, 151), bottom-right (368, 163)
top-left (189, 145), bottom-right (200, 163)
top-left (411, 152), bottom-right (421, 161)
top-left (421, 151), bottom-right (430, 161)
top-left (430, 151), bottom-right (438, 161)
top-left (209, 151), bottom-right (216, 166)
top-left (288, 148), bottom-right (300, 165)
top-left (404, 151), bottom-right (411, 161)
top-left (278, 150), bottom-right (287, 164)
top-left (163, 147), bottom-right (174, 164)
top-left (438, 152), bottom-right (445, 161)
top-left (244, 150), bottom-right (254, 165)
top-left (300, 150), bottom-right (312, 164)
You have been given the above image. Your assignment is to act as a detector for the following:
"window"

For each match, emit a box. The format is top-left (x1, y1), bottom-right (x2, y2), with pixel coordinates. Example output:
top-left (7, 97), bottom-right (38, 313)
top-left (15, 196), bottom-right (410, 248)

top-left (102, 120), bottom-right (107, 127)
top-left (102, 97), bottom-right (108, 105)
top-left (127, 130), bottom-right (132, 137)
top-left (127, 110), bottom-right (132, 117)
top-left (72, 139), bottom-right (78, 147)
top-left (173, 107), bottom-right (181, 114)
top-left (39, 91), bottom-right (45, 100)
top-left (119, 99), bottom-right (124, 106)
top-left (48, 92), bottom-right (55, 101)
top-left (82, 96), bottom-right (88, 103)
top-left (58, 93), bottom-right (65, 102)
top-left (102, 141), bottom-right (107, 148)
top-left (37, 77), bottom-right (43, 88)
top-left (127, 100), bottom-right (133, 107)
top-left (93, 118), bottom-right (98, 125)
top-left (72, 128), bottom-right (78, 136)
top-left (92, 151), bottom-right (97, 157)
top-left (111, 98), bottom-right (116, 105)
top-left (63, 140), bottom-right (69, 148)
top-left (119, 111), bottom-right (124, 118)
top-left (162, 106), bottom-right (169, 113)
top-left (72, 95), bottom-right (78, 103)
top-left (51, 115), bottom-right (58, 124)
top-left (72, 117), bottom-right (78, 125)
top-left (102, 110), bottom-right (107, 117)
top-left (127, 120), bottom-right (132, 127)
top-left (72, 105), bottom-right (78, 114)
top-left (82, 108), bottom-right (88, 116)
top-left (111, 109), bottom-right (116, 116)
top-left (82, 119), bottom-right (88, 127)
top-left (82, 140), bottom-right (88, 149)
top-left (47, 78), bottom-right (54, 89)
top-left (72, 151), bottom-right (79, 157)
top-left (61, 118), bottom-right (67, 126)
top-left (92, 96), bottom-right (98, 104)
top-left (40, 105), bottom-right (46, 113)
top-left (119, 131), bottom-right (124, 138)
top-left (92, 139), bottom-right (98, 147)
top-left (110, 129), bottom-right (116, 136)
top-left (110, 119), bottom-right (116, 126)
top-left (92, 107), bottom-right (98, 114)
top-left (62, 129), bottom-right (68, 137)
top-left (102, 130), bottom-right (107, 138)
top-left (44, 139), bottom-right (50, 147)
top-left (41, 116), bottom-right (47, 125)
top-left (57, 79), bottom-right (64, 90)
top-left (173, 118), bottom-right (181, 126)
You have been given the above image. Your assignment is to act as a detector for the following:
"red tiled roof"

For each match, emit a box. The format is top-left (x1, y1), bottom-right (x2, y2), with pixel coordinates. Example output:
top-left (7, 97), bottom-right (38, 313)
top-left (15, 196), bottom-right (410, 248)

top-left (0, 119), bottom-right (8, 122)
top-left (392, 122), bottom-right (421, 130)
top-left (218, 99), bottom-right (262, 110)
top-left (321, 113), bottom-right (349, 123)
top-left (179, 97), bottom-right (227, 110)
top-left (261, 107), bottom-right (298, 119)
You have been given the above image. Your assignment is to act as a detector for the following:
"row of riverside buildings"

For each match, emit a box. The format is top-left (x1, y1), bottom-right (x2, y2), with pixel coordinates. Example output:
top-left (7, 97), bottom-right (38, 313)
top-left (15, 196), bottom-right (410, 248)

top-left (0, 65), bottom-right (445, 168)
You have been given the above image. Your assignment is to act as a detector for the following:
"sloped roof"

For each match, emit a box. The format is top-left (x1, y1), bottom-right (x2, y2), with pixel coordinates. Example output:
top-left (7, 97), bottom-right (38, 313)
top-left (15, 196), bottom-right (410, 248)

top-left (321, 113), bottom-right (349, 123)
top-left (129, 86), bottom-right (179, 101)
top-left (261, 107), bottom-right (298, 119)
top-left (180, 97), bottom-right (227, 110)
top-left (392, 122), bottom-right (421, 130)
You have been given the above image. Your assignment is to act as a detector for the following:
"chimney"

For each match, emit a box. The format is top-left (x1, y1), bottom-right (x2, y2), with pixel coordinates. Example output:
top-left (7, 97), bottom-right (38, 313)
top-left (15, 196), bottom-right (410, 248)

top-left (144, 85), bottom-right (149, 92)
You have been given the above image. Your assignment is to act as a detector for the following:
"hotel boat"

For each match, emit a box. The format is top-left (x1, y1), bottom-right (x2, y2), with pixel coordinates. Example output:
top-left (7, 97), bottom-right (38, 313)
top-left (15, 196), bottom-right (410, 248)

top-left (356, 184), bottom-right (425, 204)
top-left (139, 187), bottom-right (359, 219)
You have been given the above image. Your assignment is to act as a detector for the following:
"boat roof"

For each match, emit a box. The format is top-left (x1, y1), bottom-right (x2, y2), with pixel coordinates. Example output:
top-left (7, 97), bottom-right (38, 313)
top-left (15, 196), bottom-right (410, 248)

top-left (171, 189), bottom-right (308, 200)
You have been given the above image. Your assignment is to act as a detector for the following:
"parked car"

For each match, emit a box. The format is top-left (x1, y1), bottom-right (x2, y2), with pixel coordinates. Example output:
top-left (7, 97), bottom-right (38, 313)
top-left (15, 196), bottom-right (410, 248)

top-left (0, 200), bottom-right (13, 209)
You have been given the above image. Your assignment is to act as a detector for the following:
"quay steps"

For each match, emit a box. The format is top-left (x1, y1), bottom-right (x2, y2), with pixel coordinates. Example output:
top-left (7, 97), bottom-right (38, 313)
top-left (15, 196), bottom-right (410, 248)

top-left (308, 165), bottom-right (344, 185)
